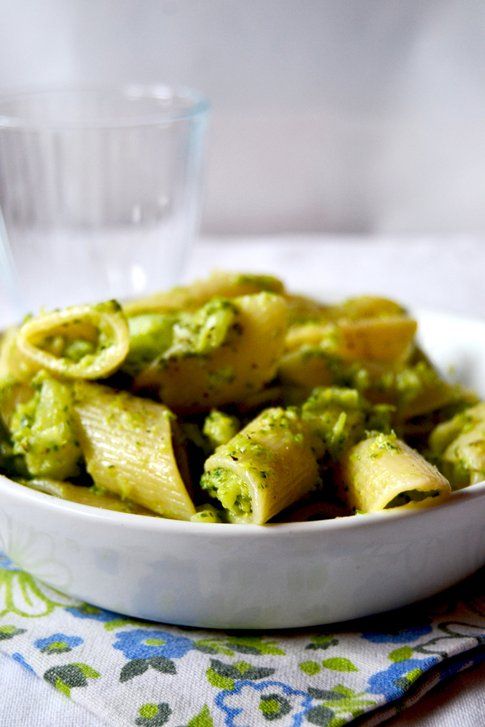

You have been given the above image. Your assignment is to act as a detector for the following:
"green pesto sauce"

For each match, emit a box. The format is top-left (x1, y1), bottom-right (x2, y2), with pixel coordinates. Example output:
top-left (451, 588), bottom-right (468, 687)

top-left (367, 432), bottom-right (400, 459)
top-left (234, 273), bottom-right (283, 293)
top-left (125, 298), bottom-right (239, 374)
top-left (200, 467), bottom-right (252, 518)
top-left (203, 410), bottom-right (240, 450)
top-left (124, 313), bottom-right (176, 375)
top-left (10, 374), bottom-right (81, 479)
top-left (168, 298), bottom-right (238, 357)
top-left (301, 387), bottom-right (366, 458)
top-left (190, 504), bottom-right (224, 523)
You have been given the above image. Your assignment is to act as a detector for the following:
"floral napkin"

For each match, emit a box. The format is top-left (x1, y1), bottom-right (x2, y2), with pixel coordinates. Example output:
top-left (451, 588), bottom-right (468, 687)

top-left (0, 551), bottom-right (483, 727)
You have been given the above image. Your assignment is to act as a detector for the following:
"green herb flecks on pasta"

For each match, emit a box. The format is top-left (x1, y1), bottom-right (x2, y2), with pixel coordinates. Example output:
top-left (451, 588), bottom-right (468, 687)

top-left (134, 292), bottom-right (288, 413)
top-left (342, 432), bottom-right (451, 513)
top-left (201, 407), bottom-right (323, 524)
top-left (73, 382), bottom-right (196, 520)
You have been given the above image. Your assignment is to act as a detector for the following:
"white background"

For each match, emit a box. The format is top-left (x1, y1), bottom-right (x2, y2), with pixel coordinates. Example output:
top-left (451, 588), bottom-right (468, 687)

top-left (0, 0), bottom-right (484, 235)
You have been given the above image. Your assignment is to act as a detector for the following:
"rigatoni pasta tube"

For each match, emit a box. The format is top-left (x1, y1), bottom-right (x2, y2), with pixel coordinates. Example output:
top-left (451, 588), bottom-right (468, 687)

top-left (285, 317), bottom-right (417, 364)
top-left (21, 478), bottom-right (154, 515)
top-left (73, 382), bottom-right (196, 520)
top-left (429, 403), bottom-right (485, 486)
top-left (0, 328), bottom-right (38, 381)
top-left (201, 407), bottom-right (323, 524)
top-left (341, 433), bottom-right (451, 512)
top-left (134, 292), bottom-right (288, 412)
top-left (123, 270), bottom-right (285, 315)
top-left (337, 316), bottom-right (417, 363)
top-left (16, 301), bottom-right (129, 379)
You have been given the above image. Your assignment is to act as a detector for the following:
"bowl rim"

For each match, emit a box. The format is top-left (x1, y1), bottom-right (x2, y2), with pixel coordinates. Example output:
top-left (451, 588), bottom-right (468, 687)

top-left (2, 473), bottom-right (484, 537)
top-left (1, 305), bottom-right (484, 537)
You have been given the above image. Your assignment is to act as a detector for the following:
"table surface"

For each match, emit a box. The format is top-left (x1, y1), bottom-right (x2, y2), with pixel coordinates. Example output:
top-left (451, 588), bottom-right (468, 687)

top-left (0, 234), bottom-right (484, 726)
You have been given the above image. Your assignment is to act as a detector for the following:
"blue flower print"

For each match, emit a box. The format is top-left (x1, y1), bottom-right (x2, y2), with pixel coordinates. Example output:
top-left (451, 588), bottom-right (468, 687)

top-left (368, 656), bottom-right (438, 700)
top-left (114, 629), bottom-right (194, 661)
top-left (66, 604), bottom-right (119, 623)
top-left (35, 633), bottom-right (84, 655)
top-left (216, 680), bottom-right (315, 726)
top-left (362, 624), bottom-right (432, 644)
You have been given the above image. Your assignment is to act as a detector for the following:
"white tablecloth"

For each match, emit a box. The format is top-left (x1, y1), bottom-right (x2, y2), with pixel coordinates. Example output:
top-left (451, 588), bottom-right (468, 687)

top-left (1, 235), bottom-right (484, 726)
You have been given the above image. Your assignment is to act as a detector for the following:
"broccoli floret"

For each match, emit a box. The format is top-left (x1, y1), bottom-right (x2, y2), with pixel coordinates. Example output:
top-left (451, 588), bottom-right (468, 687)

top-left (10, 374), bottom-right (82, 480)
top-left (203, 410), bottom-right (240, 450)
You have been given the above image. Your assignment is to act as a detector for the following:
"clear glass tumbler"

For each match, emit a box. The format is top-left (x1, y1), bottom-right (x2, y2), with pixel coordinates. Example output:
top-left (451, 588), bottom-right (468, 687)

top-left (0, 86), bottom-right (208, 321)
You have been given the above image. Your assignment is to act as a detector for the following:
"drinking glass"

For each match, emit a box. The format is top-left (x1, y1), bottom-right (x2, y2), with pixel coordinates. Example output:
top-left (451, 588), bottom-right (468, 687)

top-left (0, 86), bottom-right (208, 321)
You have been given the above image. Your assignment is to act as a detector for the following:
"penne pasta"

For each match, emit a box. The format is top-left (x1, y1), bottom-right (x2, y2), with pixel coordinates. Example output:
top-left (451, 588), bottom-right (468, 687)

top-left (20, 478), bottom-right (155, 515)
top-left (201, 407), bottom-right (323, 524)
top-left (73, 381), bottom-right (196, 519)
top-left (341, 433), bottom-right (451, 512)
top-left (337, 316), bottom-right (417, 363)
top-left (0, 327), bottom-right (38, 381)
top-left (134, 292), bottom-right (288, 412)
top-left (123, 270), bottom-right (285, 315)
top-left (429, 403), bottom-right (485, 487)
top-left (285, 316), bottom-right (417, 364)
top-left (332, 295), bottom-right (406, 321)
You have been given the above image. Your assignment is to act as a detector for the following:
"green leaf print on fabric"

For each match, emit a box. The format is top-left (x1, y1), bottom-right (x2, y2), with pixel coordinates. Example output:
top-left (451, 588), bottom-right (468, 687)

top-left (195, 635), bottom-right (285, 657)
top-left (120, 658), bottom-right (150, 682)
top-left (259, 692), bottom-right (292, 721)
top-left (0, 625), bottom-right (25, 640)
top-left (187, 704), bottom-right (214, 727)
top-left (135, 702), bottom-right (172, 726)
top-left (389, 646), bottom-right (414, 662)
top-left (307, 686), bottom-right (377, 722)
top-left (206, 667), bottom-right (234, 690)
top-left (299, 660), bottom-right (321, 675)
top-left (209, 658), bottom-right (275, 681)
top-left (149, 657), bottom-right (177, 675)
top-left (119, 656), bottom-right (176, 683)
top-left (305, 703), bottom-right (336, 726)
top-left (194, 639), bottom-right (235, 656)
top-left (305, 635), bottom-right (339, 651)
top-left (44, 662), bottom-right (100, 698)
top-left (206, 658), bottom-right (276, 691)
top-left (225, 636), bottom-right (285, 656)
top-left (321, 658), bottom-right (358, 672)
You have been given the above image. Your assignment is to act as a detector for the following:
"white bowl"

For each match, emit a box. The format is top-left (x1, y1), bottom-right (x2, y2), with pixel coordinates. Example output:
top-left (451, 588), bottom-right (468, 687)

top-left (0, 309), bottom-right (484, 629)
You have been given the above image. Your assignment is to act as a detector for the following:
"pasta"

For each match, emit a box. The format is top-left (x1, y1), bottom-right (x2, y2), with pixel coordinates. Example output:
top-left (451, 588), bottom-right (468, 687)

top-left (201, 408), bottom-right (323, 524)
top-left (429, 403), bottom-right (485, 487)
top-left (132, 292), bottom-right (288, 412)
top-left (10, 374), bottom-right (81, 480)
top-left (16, 301), bottom-right (129, 379)
top-left (0, 270), bottom-right (481, 524)
top-left (20, 477), bottom-right (155, 515)
top-left (341, 433), bottom-right (451, 512)
top-left (123, 270), bottom-right (285, 315)
top-left (73, 381), bottom-right (195, 519)
top-left (284, 318), bottom-right (417, 364)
